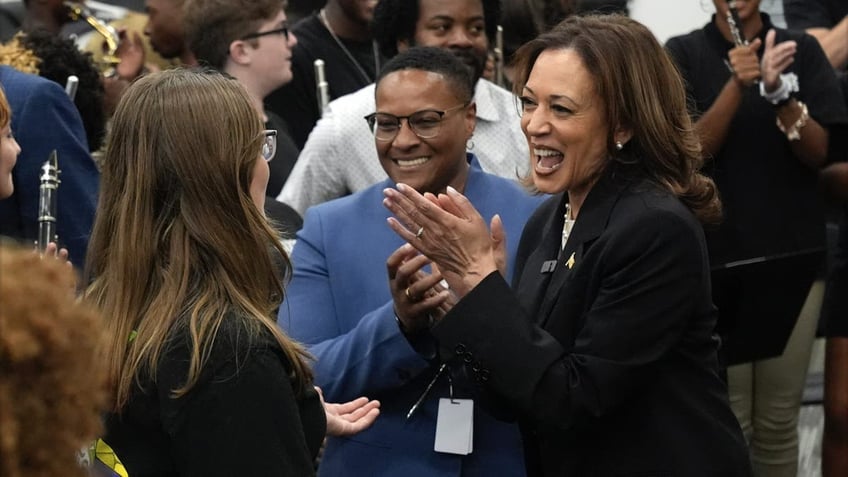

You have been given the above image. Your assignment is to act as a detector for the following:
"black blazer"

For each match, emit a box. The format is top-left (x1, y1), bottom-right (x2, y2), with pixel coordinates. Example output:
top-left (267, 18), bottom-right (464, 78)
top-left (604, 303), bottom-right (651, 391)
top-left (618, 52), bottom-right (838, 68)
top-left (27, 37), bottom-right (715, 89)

top-left (433, 168), bottom-right (752, 477)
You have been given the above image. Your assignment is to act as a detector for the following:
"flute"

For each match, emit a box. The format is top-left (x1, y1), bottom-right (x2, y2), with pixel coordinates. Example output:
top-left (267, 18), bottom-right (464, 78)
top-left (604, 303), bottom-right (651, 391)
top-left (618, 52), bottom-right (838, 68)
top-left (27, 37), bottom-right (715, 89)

top-left (36, 150), bottom-right (61, 254)
top-left (314, 59), bottom-right (330, 116)
top-left (726, 0), bottom-right (747, 46)
top-left (65, 75), bottom-right (79, 100)
top-left (494, 25), bottom-right (505, 88)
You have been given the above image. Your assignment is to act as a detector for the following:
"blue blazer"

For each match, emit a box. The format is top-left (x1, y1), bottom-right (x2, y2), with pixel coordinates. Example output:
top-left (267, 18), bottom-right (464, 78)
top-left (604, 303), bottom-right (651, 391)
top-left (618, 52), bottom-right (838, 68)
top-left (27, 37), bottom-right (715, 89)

top-left (0, 65), bottom-right (99, 265)
top-left (279, 154), bottom-right (544, 476)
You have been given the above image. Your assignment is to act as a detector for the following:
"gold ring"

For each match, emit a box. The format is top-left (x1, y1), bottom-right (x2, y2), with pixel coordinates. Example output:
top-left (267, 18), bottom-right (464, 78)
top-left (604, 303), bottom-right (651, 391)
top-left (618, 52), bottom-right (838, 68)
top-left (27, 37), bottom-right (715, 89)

top-left (405, 287), bottom-right (415, 301)
top-left (415, 226), bottom-right (424, 239)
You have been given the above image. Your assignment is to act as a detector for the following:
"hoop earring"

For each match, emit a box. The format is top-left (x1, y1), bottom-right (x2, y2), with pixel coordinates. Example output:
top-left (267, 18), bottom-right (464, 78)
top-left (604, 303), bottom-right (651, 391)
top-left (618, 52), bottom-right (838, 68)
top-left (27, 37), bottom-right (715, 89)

top-left (615, 141), bottom-right (624, 151)
top-left (466, 138), bottom-right (475, 151)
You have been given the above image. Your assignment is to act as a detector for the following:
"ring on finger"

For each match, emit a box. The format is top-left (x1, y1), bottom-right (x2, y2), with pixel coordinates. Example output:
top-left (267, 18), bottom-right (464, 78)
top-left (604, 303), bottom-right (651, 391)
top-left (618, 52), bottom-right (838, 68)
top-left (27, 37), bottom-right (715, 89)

top-left (405, 287), bottom-right (416, 301)
top-left (415, 226), bottom-right (424, 239)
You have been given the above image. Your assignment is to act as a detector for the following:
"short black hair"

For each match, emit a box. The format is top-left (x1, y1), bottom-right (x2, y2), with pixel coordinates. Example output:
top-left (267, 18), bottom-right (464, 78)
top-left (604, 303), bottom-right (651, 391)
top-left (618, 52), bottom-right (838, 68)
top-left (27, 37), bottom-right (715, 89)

top-left (20, 30), bottom-right (106, 152)
top-left (376, 46), bottom-right (475, 104)
top-left (372, 0), bottom-right (501, 59)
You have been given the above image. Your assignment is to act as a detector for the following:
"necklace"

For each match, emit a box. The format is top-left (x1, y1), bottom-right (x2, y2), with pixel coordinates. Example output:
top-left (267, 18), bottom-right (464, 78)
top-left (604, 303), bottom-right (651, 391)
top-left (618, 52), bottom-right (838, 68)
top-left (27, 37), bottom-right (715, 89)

top-left (319, 8), bottom-right (379, 84)
top-left (561, 203), bottom-right (575, 250)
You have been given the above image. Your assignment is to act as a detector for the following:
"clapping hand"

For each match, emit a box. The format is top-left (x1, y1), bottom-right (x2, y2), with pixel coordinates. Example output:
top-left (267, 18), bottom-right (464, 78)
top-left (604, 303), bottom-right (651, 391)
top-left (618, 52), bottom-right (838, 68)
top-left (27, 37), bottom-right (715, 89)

top-left (760, 29), bottom-right (797, 93)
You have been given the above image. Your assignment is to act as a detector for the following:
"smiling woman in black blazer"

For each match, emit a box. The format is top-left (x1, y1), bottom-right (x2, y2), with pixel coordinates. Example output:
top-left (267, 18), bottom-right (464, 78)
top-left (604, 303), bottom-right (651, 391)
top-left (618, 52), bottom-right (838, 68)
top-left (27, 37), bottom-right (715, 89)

top-left (383, 14), bottom-right (753, 477)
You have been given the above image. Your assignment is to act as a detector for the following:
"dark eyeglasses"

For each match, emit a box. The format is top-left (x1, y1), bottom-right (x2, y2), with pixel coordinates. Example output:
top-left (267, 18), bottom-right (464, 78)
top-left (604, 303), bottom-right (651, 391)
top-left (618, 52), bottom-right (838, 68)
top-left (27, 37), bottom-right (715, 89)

top-left (241, 25), bottom-right (290, 41)
top-left (262, 130), bottom-right (277, 162)
top-left (364, 104), bottom-right (468, 142)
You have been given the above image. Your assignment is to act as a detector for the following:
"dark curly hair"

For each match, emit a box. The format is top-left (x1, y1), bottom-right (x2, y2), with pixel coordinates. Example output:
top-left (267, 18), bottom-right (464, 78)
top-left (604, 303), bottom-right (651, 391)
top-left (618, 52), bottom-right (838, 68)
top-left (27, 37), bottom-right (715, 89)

top-left (372, 0), bottom-right (501, 59)
top-left (18, 30), bottom-right (106, 152)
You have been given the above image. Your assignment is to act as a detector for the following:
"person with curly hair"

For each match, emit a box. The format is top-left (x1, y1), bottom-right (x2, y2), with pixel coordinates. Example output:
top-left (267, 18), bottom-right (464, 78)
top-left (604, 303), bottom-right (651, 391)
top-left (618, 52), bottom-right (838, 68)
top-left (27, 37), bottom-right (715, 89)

top-left (0, 30), bottom-right (106, 152)
top-left (0, 243), bottom-right (107, 477)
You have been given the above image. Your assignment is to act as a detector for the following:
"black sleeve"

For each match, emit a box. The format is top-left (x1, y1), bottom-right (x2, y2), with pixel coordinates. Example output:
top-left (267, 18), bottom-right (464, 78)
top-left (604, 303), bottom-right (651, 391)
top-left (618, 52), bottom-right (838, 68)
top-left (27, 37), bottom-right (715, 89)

top-left (432, 208), bottom-right (706, 431)
top-left (664, 35), bottom-right (700, 119)
top-left (264, 47), bottom-right (321, 150)
top-left (784, 0), bottom-right (835, 31)
top-left (797, 33), bottom-right (848, 128)
top-left (157, 338), bottom-right (319, 477)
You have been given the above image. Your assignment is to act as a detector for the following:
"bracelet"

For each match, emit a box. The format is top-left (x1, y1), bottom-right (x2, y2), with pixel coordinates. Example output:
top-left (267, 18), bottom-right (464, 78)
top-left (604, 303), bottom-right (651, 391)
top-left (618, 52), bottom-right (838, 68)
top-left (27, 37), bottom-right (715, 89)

top-left (760, 72), bottom-right (799, 105)
top-left (776, 100), bottom-right (809, 141)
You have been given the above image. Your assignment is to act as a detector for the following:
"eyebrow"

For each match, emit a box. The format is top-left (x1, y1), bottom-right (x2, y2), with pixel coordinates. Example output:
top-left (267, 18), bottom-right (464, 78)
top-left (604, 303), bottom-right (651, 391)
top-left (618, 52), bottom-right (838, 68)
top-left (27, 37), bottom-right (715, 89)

top-left (427, 14), bottom-right (485, 23)
top-left (523, 86), bottom-right (579, 106)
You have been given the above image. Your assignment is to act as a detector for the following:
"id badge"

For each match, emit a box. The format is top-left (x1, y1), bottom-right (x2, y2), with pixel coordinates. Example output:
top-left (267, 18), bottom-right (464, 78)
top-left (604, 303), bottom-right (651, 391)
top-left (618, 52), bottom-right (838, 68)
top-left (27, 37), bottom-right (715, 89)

top-left (434, 398), bottom-right (473, 455)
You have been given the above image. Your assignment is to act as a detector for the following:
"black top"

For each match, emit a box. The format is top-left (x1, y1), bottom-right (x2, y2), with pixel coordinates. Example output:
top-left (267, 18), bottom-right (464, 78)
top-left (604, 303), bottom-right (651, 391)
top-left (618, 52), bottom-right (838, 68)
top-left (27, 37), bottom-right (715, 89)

top-left (432, 168), bottom-right (751, 476)
top-left (104, 316), bottom-right (325, 477)
top-left (264, 14), bottom-right (382, 149)
top-left (666, 13), bottom-right (848, 266)
top-left (265, 110), bottom-right (300, 198)
top-left (784, 0), bottom-right (848, 32)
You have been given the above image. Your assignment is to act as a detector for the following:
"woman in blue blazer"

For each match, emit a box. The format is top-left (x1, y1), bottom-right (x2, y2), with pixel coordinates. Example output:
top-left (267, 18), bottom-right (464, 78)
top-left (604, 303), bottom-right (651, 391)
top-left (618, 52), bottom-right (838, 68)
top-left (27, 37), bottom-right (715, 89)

top-left (279, 47), bottom-right (544, 476)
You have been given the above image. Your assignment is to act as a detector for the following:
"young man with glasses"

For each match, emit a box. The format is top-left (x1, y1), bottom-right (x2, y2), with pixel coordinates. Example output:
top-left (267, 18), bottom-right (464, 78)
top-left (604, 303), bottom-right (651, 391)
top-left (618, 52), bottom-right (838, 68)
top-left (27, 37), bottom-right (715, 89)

top-left (277, 0), bottom-right (529, 217)
top-left (184, 0), bottom-right (303, 233)
top-left (280, 46), bottom-right (543, 476)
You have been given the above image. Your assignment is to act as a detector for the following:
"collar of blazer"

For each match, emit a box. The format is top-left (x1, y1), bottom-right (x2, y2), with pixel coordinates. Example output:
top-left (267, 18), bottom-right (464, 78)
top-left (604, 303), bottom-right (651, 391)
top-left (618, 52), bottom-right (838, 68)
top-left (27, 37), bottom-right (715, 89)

top-left (534, 165), bottom-right (635, 326)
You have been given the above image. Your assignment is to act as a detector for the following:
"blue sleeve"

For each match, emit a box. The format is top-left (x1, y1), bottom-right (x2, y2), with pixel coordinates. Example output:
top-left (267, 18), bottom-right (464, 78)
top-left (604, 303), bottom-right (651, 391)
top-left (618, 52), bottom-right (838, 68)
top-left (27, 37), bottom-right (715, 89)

top-left (11, 79), bottom-right (98, 266)
top-left (278, 208), bottom-right (431, 402)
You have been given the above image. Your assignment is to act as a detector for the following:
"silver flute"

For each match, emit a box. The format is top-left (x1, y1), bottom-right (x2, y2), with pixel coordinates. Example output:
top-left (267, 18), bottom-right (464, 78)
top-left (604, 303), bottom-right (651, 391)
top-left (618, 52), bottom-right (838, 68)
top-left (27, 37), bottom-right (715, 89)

top-left (65, 75), bottom-right (79, 100)
top-left (36, 150), bottom-right (61, 254)
top-left (314, 59), bottom-right (330, 116)
top-left (493, 25), bottom-right (505, 88)
top-left (726, 0), bottom-right (747, 46)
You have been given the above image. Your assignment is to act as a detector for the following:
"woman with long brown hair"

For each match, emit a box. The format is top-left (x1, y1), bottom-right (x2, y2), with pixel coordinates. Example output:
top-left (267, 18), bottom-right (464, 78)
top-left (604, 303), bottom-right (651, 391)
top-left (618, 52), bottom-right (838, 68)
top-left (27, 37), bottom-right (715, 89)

top-left (86, 68), bottom-right (378, 476)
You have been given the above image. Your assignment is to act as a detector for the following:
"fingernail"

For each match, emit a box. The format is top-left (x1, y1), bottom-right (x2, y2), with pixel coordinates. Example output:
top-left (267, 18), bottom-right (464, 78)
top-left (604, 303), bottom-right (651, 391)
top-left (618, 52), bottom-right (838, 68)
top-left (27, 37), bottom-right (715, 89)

top-left (447, 186), bottom-right (457, 194)
top-left (397, 183), bottom-right (407, 192)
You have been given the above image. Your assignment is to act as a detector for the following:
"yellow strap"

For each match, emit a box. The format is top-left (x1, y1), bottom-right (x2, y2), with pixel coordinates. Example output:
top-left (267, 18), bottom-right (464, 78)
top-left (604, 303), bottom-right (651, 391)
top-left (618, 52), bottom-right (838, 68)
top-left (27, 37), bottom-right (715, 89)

top-left (90, 439), bottom-right (129, 477)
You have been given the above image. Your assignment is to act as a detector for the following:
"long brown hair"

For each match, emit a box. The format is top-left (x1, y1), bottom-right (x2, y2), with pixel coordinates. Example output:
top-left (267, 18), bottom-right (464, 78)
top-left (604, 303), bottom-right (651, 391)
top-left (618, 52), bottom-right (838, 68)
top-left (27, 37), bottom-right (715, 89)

top-left (512, 14), bottom-right (722, 224)
top-left (85, 68), bottom-right (312, 412)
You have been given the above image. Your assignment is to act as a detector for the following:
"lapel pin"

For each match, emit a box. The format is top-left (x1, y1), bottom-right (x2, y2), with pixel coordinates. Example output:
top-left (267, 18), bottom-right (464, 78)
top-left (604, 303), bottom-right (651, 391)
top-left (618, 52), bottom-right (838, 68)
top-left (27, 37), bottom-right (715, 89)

top-left (566, 252), bottom-right (576, 269)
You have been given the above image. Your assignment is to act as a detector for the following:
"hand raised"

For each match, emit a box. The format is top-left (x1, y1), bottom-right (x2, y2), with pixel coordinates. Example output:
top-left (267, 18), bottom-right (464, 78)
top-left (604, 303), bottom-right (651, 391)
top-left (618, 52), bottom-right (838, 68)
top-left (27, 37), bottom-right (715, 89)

top-left (760, 29), bottom-right (797, 93)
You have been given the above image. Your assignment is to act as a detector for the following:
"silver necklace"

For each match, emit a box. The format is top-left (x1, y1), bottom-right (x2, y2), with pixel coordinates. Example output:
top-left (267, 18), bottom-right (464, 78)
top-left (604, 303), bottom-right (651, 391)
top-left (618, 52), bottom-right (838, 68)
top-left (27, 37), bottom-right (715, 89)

top-left (561, 203), bottom-right (575, 250)
top-left (319, 8), bottom-right (379, 84)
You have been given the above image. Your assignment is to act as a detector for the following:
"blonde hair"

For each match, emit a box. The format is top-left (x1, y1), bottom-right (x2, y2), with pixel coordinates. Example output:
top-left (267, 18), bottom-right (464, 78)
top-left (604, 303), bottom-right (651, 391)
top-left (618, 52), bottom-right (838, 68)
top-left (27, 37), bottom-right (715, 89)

top-left (85, 68), bottom-right (312, 412)
top-left (0, 244), bottom-right (107, 477)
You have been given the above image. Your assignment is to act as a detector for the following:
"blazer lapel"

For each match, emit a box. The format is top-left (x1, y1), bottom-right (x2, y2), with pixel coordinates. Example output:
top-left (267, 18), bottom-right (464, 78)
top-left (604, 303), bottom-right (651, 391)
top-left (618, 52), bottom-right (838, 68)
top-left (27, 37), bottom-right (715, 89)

top-left (534, 171), bottom-right (626, 328)
top-left (515, 194), bottom-right (566, 323)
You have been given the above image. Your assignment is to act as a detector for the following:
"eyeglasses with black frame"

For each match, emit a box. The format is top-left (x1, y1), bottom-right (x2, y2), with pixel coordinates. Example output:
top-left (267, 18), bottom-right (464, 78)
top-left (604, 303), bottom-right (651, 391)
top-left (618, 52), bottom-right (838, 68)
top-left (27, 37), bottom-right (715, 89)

top-left (261, 130), bottom-right (277, 162)
top-left (241, 25), bottom-right (290, 41)
top-left (364, 103), bottom-right (468, 142)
